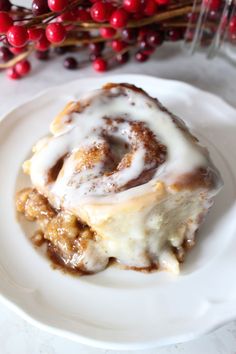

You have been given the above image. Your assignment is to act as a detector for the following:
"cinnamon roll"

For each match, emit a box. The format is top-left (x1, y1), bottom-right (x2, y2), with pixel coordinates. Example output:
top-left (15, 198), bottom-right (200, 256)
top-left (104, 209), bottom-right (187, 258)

top-left (16, 83), bottom-right (223, 274)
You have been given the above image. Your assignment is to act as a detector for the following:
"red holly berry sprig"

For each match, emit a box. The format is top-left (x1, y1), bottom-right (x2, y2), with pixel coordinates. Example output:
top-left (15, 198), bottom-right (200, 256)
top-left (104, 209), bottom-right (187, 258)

top-left (0, 0), bottom-right (233, 79)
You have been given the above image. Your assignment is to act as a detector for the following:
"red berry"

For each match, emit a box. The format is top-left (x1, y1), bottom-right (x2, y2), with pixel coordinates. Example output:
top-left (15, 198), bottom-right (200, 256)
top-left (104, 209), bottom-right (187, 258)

top-left (211, 0), bottom-right (221, 10)
top-left (93, 57), bottom-right (107, 72)
top-left (46, 23), bottom-right (66, 44)
top-left (116, 51), bottom-right (130, 64)
top-left (141, 47), bottom-right (154, 55)
top-left (111, 39), bottom-right (126, 52)
top-left (0, 46), bottom-right (13, 62)
top-left (35, 49), bottom-right (49, 60)
top-left (7, 67), bottom-right (21, 80)
top-left (0, 0), bottom-right (11, 11)
top-left (0, 12), bottom-right (13, 34)
top-left (48, 0), bottom-right (68, 12)
top-left (135, 51), bottom-right (149, 62)
top-left (64, 56), bottom-right (78, 69)
top-left (229, 16), bottom-right (236, 34)
top-left (203, 0), bottom-right (220, 10)
top-left (89, 42), bottom-right (104, 54)
top-left (110, 9), bottom-right (129, 29)
top-left (35, 33), bottom-right (50, 51)
top-left (57, 10), bottom-right (77, 22)
top-left (7, 25), bottom-right (29, 48)
top-left (121, 28), bottom-right (137, 43)
top-left (185, 30), bottom-right (194, 42)
top-left (123, 0), bottom-right (143, 13)
top-left (155, 0), bottom-right (169, 5)
top-left (147, 30), bottom-right (163, 46)
top-left (208, 10), bottom-right (220, 20)
top-left (100, 27), bottom-right (116, 38)
top-left (166, 28), bottom-right (182, 41)
top-left (138, 27), bottom-right (150, 40)
top-left (32, 0), bottom-right (50, 16)
top-left (9, 45), bottom-right (27, 54)
top-left (143, 0), bottom-right (157, 16)
top-left (90, 1), bottom-right (113, 22)
top-left (89, 53), bottom-right (100, 61)
top-left (139, 39), bottom-right (152, 51)
top-left (76, 8), bottom-right (91, 21)
top-left (132, 12), bottom-right (143, 19)
top-left (15, 59), bottom-right (31, 76)
top-left (186, 12), bottom-right (198, 22)
top-left (27, 27), bottom-right (44, 41)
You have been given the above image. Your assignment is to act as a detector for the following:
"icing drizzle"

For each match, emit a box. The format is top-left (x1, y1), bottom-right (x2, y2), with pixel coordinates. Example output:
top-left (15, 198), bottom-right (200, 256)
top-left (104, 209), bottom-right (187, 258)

top-left (28, 83), bottom-right (216, 207)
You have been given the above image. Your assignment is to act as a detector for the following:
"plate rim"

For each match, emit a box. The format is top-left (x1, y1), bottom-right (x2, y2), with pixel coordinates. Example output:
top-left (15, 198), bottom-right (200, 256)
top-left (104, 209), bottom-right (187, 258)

top-left (1, 292), bottom-right (236, 351)
top-left (1, 73), bottom-right (235, 124)
top-left (1, 73), bottom-right (236, 350)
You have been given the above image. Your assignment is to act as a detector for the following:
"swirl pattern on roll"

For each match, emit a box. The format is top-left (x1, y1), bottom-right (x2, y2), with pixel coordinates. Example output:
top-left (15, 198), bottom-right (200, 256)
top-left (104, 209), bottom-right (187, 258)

top-left (26, 83), bottom-right (220, 211)
top-left (21, 83), bottom-right (223, 273)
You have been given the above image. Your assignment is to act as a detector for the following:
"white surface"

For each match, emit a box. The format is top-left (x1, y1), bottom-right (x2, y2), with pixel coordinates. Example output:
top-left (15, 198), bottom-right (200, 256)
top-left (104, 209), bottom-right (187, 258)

top-left (1, 74), bottom-right (235, 349)
top-left (0, 46), bottom-right (236, 353)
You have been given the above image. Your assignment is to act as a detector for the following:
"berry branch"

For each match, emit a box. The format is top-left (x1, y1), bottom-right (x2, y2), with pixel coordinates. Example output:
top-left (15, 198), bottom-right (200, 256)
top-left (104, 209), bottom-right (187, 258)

top-left (0, 0), bottom-right (234, 79)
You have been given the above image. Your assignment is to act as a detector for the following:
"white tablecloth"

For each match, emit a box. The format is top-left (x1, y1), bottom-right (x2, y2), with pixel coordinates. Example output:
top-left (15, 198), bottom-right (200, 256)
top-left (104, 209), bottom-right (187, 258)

top-left (0, 43), bottom-right (236, 354)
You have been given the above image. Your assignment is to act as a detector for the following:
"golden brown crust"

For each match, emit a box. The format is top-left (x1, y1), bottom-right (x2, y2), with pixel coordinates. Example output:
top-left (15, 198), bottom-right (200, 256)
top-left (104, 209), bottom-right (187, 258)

top-left (16, 188), bottom-right (56, 221)
top-left (16, 83), bottom-right (220, 276)
top-left (16, 188), bottom-right (97, 273)
top-left (16, 187), bottom-right (203, 275)
top-left (170, 167), bottom-right (216, 191)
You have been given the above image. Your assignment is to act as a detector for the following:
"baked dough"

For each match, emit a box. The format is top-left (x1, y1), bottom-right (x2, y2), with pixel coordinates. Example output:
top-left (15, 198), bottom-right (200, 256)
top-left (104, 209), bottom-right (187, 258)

top-left (17, 83), bottom-right (223, 274)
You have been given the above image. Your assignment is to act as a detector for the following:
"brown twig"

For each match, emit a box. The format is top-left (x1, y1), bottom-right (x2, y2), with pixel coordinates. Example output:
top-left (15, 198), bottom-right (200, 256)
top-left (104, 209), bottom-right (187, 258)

top-left (0, 47), bottom-right (34, 69)
top-left (0, 1), bottom-right (205, 71)
top-left (168, 0), bottom-right (200, 9)
top-left (53, 33), bottom-right (120, 47)
top-left (162, 21), bottom-right (189, 27)
top-left (127, 5), bottom-right (201, 27)
top-left (64, 5), bottom-right (201, 29)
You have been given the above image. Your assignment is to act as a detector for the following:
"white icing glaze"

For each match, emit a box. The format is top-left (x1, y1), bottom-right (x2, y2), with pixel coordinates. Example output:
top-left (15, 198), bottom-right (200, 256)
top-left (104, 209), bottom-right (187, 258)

top-left (29, 84), bottom-right (220, 209)
top-left (25, 84), bottom-right (223, 274)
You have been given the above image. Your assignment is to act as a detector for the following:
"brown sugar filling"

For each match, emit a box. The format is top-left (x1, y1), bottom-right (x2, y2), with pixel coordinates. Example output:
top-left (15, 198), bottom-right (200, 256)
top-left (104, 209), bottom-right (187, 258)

top-left (16, 188), bottom-right (95, 274)
top-left (15, 86), bottom-right (204, 275)
top-left (15, 187), bottom-right (196, 275)
top-left (15, 120), bottom-right (169, 274)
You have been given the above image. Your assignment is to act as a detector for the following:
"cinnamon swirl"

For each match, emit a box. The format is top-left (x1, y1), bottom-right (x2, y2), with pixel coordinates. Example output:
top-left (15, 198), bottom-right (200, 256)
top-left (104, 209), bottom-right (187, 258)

top-left (16, 83), bottom-right (223, 274)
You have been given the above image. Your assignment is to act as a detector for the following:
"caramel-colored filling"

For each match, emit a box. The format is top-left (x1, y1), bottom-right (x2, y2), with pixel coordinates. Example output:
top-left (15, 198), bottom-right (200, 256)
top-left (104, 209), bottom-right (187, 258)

top-left (45, 118), bottom-right (167, 195)
top-left (16, 188), bottom-right (195, 275)
top-left (16, 188), bottom-right (95, 274)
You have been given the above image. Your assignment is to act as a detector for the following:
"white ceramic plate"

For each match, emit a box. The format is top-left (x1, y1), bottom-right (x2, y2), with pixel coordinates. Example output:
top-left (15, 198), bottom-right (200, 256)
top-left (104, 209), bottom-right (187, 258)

top-left (0, 74), bottom-right (236, 350)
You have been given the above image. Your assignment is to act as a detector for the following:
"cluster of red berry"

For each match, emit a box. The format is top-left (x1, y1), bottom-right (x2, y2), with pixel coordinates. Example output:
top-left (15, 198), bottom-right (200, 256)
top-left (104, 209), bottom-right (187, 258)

top-left (0, 0), bottom-right (235, 79)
